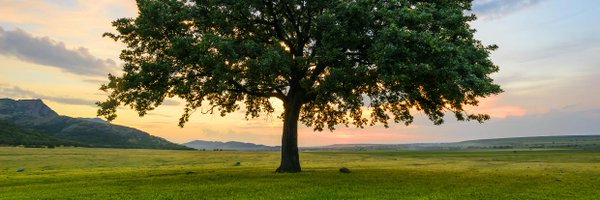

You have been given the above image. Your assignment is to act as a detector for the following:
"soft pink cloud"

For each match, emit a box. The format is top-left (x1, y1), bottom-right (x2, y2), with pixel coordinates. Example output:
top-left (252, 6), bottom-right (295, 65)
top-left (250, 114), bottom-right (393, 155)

top-left (466, 96), bottom-right (527, 118)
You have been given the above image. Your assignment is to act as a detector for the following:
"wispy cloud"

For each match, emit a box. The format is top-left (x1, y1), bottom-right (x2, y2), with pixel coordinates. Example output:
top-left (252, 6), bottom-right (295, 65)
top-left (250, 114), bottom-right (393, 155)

top-left (0, 84), bottom-right (95, 106)
top-left (467, 96), bottom-right (527, 118)
top-left (472, 0), bottom-right (544, 20)
top-left (502, 36), bottom-right (600, 65)
top-left (0, 27), bottom-right (117, 76)
top-left (82, 79), bottom-right (108, 85)
top-left (418, 106), bottom-right (600, 141)
top-left (144, 113), bottom-right (173, 118)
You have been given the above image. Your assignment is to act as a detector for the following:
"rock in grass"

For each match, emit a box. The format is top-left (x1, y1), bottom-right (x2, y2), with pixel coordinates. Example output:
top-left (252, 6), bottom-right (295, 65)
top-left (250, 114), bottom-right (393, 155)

top-left (16, 167), bottom-right (25, 172)
top-left (234, 161), bottom-right (241, 166)
top-left (339, 167), bottom-right (351, 173)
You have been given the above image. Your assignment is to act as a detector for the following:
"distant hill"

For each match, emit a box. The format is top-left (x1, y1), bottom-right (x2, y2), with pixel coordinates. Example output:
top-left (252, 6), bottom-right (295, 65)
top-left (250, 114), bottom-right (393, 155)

top-left (309, 135), bottom-right (600, 150)
top-left (0, 98), bottom-right (190, 150)
top-left (183, 140), bottom-right (279, 150)
top-left (450, 135), bottom-right (600, 149)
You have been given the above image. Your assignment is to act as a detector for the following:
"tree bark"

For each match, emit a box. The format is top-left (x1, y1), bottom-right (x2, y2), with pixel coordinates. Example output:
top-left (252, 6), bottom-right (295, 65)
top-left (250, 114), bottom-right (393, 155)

top-left (276, 90), bottom-right (303, 173)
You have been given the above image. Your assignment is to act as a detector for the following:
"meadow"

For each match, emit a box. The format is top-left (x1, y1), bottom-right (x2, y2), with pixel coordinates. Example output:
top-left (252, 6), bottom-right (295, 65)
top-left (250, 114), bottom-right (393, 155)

top-left (1, 147), bottom-right (599, 199)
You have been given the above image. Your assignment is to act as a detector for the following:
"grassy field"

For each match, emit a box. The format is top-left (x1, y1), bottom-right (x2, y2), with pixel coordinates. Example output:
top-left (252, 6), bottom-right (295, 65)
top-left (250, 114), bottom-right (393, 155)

top-left (1, 147), bottom-right (599, 199)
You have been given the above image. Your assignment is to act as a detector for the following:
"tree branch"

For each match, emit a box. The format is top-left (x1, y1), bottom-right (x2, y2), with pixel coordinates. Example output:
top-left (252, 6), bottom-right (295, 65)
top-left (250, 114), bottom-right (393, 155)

top-left (228, 79), bottom-right (286, 101)
top-left (308, 62), bottom-right (327, 84)
top-left (264, 1), bottom-right (290, 44)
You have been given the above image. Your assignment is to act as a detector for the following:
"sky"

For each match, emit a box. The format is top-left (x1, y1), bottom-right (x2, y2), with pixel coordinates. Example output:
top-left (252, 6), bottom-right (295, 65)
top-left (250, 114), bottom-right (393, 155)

top-left (1, 0), bottom-right (599, 146)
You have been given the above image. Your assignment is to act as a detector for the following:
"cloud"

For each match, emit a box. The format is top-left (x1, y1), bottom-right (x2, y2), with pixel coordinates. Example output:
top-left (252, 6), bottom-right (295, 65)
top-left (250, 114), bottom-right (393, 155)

top-left (413, 106), bottom-right (600, 142)
top-left (0, 27), bottom-right (117, 76)
top-left (472, 0), bottom-right (543, 20)
top-left (492, 73), bottom-right (600, 115)
top-left (144, 113), bottom-right (173, 118)
top-left (468, 96), bottom-right (527, 118)
top-left (0, 84), bottom-right (95, 106)
top-left (82, 79), bottom-right (108, 85)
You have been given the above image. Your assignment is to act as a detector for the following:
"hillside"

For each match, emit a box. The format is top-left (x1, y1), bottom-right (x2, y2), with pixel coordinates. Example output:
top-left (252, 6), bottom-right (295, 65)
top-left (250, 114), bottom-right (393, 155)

top-left (310, 135), bottom-right (600, 150)
top-left (0, 98), bottom-right (190, 149)
top-left (451, 135), bottom-right (600, 149)
top-left (183, 140), bottom-right (279, 150)
top-left (0, 120), bottom-right (81, 146)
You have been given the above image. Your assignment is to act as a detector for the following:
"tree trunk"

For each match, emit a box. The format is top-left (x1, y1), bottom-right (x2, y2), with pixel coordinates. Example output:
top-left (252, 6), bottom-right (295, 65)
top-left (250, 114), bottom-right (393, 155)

top-left (276, 91), bottom-right (303, 173)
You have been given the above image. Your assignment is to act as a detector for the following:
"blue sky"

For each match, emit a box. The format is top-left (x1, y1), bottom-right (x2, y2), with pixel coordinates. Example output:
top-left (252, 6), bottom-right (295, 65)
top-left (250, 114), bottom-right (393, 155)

top-left (0, 0), bottom-right (599, 145)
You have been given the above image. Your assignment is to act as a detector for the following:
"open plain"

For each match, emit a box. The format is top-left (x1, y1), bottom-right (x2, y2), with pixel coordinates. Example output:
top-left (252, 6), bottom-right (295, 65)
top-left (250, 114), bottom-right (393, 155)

top-left (1, 147), bottom-right (599, 199)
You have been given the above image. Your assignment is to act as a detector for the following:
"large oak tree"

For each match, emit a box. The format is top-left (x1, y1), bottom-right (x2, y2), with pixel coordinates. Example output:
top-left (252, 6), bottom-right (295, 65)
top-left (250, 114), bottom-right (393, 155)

top-left (98, 0), bottom-right (502, 172)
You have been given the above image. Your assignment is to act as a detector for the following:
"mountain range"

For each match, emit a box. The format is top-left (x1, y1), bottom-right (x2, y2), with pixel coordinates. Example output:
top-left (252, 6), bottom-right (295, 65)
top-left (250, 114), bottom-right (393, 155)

top-left (308, 135), bottom-right (600, 150)
top-left (182, 140), bottom-right (279, 150)
top-left (0, 98), bottom-right (190, 149)
top-left (183, 134), bottom-right (600, 151)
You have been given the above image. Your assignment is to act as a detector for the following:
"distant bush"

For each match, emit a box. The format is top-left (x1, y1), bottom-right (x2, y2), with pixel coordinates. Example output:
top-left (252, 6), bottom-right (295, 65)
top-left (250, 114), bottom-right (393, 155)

top-left (24, 145), bottom-right (45, 148)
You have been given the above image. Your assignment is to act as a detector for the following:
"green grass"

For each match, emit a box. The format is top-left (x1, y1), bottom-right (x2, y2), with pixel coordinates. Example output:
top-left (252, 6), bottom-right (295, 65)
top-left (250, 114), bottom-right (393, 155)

top-left (1, 147), bottom-right (599, 199)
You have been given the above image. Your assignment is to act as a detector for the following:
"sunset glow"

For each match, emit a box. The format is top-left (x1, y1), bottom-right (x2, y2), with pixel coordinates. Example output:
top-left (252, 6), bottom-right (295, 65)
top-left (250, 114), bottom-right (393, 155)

top-left (1, 0), bottom-right (599, 146)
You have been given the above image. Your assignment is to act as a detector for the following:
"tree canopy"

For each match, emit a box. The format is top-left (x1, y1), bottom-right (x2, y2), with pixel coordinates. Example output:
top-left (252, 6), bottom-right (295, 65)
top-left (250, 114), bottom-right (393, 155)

top-left (98, 0), bottom-right (502, 172)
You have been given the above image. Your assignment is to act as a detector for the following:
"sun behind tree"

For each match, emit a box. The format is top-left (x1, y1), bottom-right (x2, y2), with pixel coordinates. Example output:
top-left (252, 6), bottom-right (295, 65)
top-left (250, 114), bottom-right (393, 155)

top-left (97, 0), bottom-right (502, 173)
